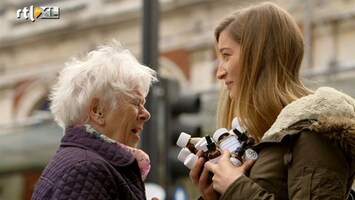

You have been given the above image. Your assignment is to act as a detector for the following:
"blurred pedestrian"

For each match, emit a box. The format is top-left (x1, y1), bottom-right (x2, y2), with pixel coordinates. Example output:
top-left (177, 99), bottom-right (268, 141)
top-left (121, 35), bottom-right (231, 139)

top-left (32, 40), bottom-right (158, 199)
top-left (190, 2), bottom-right (355, 199)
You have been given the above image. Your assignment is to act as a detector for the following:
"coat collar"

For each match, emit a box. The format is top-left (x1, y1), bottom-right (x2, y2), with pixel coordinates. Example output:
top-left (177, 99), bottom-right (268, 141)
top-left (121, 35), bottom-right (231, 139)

top-left (263, 87), bottom-right (355, 139)
top-left (60, 125), bottom-right (136, 167)
top-left (261, 87), bottom-right (355, 154)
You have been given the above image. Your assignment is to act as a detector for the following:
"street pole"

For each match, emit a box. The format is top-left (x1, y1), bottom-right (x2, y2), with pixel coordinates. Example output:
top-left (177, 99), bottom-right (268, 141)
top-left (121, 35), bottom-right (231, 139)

top-left (304, 0), bottom-right (313, 69)
top-left (142, 0), bottom-right (159, 183)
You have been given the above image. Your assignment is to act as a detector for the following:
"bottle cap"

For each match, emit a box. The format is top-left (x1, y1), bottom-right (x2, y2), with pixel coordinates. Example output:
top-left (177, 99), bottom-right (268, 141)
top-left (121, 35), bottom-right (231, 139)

top-left (230, 157), bottom-right (242, 167)
top-left (177, 148), bottom-right (191, 163)
top-left (195, 137), bottom-right (206, 146)
top-left (195, 138), bottom-right (208, 152)
top-left (184, 154), bottom-right (198, 169)
top-left (190, 137), bottom-right (201, 145)
top-left (229, 129), bottom-right (236, 136)
top-left (243, 148), bottom-right (258, 161)
top-left (232, 117), bottom-right (245, 133)
top-left (213, 128), bottom-right (229, 142)
top-left (176, 132), bottom-right (191, 148)
top-left (205, 135), bottom-right (217, 151)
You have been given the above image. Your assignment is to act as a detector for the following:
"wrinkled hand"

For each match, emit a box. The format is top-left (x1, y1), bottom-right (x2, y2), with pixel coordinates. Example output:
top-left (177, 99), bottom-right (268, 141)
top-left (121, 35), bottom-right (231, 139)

top-left (189, 151), bottom-right (220, 200)
top-left (204, 150), bottom-right (255, 194)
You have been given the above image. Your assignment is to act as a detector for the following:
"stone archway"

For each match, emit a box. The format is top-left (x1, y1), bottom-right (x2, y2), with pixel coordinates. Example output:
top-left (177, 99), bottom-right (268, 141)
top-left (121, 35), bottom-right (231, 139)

top-left (159, 57), bottom-right (189, 92)
top-left (14, 79), bottom-right (50, 120)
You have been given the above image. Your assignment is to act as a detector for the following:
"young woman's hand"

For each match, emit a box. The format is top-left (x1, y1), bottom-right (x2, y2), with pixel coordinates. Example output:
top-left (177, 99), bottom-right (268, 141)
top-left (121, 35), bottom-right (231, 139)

top-left (204, 150), bottom-right (255, 194)
top-left (189, 151), bottom-right (221, 200)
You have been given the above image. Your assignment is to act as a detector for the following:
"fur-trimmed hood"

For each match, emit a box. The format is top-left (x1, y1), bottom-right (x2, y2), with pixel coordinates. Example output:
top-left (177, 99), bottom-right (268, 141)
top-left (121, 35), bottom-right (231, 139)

top-left (262, 87), bottom-right (355, 154)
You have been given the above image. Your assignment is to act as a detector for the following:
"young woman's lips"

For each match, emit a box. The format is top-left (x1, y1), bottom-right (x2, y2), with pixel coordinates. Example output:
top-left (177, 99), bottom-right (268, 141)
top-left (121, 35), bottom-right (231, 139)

top-left (225, 81), bottom-right (233, 89)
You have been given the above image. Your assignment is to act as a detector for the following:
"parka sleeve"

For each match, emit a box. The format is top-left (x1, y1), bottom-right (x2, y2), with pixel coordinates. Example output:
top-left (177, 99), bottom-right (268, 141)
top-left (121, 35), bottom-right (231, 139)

top-left (220, 175), bottom-right (275, 200)
top-left (220, 131), bottom-right (353, 200)
top-left (51, 160), bottom-right (117, 200)
top-left (286, 131), bottom-right (352, 199)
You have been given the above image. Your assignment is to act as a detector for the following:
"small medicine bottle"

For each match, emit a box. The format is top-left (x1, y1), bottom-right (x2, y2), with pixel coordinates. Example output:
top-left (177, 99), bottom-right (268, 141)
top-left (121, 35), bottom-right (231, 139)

top-left (177, 148), bottom-right (191, 163)
top-left (234, 138), bottom-right (258, 163)
top-left (195, 137), bottom-right (208, 152)
top-left (194, 137), bottom-right (210, 161)
top-left (231, 117), bottom-right (246, 134)
top-left (232, 127), bottom-right (256, 151)
top-left (213, 128), bottom-right (241, 153)
top-left (231, 147), bottom-right (258, 166)
top-left (213, 128), bottom-right (245, 166)
top-left (177, 148), bottom-right (200, 169)
top-left (215, 127), bottom-right (258, 165)
top-left (176, 132), bottom-right (198, 154)
top-left (243, 148), bottom-right (258, 161)
top-left (205, 135), bottom-right (221, 164)
top-left (213, 128), bottom-right (230, 141)
top-left (226, 139), bottom-right (248, 167)
top-left (184, 153), bottom-right (199, 169)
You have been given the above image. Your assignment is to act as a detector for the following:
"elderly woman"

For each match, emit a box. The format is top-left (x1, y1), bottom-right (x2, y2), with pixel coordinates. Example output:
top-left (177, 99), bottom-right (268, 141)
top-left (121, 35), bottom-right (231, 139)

top-left (32, 41), bottom-right (158, 199)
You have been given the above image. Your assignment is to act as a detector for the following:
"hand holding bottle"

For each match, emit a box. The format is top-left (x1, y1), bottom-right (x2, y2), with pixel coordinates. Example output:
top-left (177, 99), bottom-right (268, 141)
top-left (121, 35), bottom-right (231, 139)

top-left (204, 150), bottom-right (256, 194)
top-left (189, 151), bottom-right (221, 200)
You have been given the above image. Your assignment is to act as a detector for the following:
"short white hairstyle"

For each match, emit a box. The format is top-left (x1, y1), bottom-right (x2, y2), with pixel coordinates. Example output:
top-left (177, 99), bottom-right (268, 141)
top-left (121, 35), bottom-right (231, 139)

top-left (50, 40), bottom-right (158, 129)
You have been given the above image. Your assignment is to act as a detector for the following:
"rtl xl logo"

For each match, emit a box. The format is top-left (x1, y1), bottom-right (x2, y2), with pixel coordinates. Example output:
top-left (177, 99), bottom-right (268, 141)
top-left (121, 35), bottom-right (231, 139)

top-left (17, 6), bottom-right (60, 22)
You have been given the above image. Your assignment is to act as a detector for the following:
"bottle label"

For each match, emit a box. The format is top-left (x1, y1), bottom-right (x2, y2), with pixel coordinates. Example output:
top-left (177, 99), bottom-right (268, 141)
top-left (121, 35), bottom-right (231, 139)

top-left (220, 137), bottom-right (241, 152)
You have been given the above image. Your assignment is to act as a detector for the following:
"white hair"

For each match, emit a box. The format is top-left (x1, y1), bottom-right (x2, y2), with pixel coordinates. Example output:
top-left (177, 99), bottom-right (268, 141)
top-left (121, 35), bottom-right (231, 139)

top-left (50, 40), bottom-right (158, 129)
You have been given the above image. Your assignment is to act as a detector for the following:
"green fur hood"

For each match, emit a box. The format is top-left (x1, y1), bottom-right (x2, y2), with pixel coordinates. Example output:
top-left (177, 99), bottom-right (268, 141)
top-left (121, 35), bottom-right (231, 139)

top-left (261, 87), bottom-right (355, 155)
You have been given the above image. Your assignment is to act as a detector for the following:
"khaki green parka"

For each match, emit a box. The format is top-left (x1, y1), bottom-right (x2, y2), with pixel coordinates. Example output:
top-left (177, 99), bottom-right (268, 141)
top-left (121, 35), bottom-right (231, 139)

top-left (221, 87), bottom-right (355, 200)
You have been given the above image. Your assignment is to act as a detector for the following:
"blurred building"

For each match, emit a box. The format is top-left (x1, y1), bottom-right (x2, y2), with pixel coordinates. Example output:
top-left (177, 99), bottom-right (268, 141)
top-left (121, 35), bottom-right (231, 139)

top-left (0, 0), bottom-right (355, 199)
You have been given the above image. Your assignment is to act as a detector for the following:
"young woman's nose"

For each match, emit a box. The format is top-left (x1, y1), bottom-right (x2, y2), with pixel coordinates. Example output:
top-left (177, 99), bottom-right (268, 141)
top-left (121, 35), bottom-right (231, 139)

top-left (216, 61), bottom-right (227, 80)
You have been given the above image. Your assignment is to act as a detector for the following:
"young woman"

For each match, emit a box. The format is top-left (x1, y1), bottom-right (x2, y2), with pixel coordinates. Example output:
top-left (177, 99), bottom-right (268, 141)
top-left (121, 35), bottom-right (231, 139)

top-left (190, 2), bottom-right (355, 199)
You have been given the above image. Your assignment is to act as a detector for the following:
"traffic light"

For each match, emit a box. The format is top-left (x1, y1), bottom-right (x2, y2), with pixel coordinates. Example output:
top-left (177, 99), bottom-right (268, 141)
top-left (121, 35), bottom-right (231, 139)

top-left (170, 92), bottom-right (202, 148)
top-left (160, 78), bottom-right (201, 198)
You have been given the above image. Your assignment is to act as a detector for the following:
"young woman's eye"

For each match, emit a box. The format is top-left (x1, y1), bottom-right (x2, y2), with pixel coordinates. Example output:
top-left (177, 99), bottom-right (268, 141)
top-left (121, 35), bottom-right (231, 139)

top-left (223, 56), bottom-right (229, 61)
top-left (222, 53), bottom-right (231, 59)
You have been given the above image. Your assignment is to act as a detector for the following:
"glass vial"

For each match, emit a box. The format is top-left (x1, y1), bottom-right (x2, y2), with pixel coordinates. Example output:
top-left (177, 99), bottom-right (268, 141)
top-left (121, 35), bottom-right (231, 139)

top-left (205, 135), bottom-right (221, 164)
top-left (176, 132), bottom-right (198, 154)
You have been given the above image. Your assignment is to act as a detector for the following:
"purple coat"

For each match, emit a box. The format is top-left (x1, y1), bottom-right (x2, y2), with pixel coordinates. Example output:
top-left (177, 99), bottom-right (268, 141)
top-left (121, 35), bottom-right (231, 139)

top-left (32, 126), bottom-right (146, 200)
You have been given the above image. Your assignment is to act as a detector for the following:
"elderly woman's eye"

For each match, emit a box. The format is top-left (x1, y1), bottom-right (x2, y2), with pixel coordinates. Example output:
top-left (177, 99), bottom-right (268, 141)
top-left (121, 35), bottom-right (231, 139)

top-left (132, 99), bottom-right (141, 106)
top-left (134, 101), bottom-right (140, 106)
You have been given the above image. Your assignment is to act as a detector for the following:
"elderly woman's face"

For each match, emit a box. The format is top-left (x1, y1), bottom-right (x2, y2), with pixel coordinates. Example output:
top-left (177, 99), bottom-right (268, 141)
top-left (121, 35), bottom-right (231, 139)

top-left (103, 87), bottom-right (151, 148)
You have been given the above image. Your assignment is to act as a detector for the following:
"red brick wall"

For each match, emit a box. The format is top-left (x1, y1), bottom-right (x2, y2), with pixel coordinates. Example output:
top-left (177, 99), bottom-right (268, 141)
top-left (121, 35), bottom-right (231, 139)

top-left (24, 170), bottom-right (42, 200)
top-left (162, 49), bottom-right (190, 80)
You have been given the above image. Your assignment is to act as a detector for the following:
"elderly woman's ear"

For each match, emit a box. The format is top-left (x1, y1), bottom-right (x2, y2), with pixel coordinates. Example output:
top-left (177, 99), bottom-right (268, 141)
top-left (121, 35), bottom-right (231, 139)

top-left (88, 97), bottom-right (105, 125)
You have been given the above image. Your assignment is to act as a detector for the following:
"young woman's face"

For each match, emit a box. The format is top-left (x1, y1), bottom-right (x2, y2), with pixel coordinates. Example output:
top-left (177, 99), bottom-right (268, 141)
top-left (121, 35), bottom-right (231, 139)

top-left (216, 29), bottom-right (241, 100)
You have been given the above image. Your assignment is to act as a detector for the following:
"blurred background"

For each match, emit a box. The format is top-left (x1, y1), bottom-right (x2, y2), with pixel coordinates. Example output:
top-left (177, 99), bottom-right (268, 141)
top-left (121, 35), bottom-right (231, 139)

top-left (0, 0), bottom-right (355, 199)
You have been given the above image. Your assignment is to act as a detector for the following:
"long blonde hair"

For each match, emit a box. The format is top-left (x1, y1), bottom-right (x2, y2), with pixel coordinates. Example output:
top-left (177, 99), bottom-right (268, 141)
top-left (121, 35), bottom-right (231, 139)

top-left (215, 2), bottom-right (312, 141)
